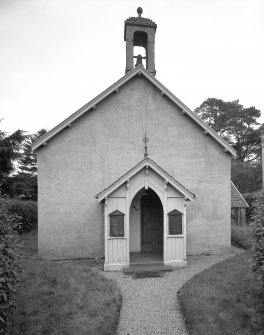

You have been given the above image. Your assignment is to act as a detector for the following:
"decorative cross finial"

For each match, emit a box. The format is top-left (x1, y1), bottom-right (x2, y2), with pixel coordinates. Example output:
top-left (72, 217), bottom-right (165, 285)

top-left (137, 7), bottom-right (143, 17)
top-left (143, 131), bottom-right (149, 158)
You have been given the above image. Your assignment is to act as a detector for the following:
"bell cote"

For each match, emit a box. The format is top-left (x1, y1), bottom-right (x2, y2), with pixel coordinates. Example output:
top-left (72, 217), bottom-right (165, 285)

top-left (124, 7), bottom-right (157, 76)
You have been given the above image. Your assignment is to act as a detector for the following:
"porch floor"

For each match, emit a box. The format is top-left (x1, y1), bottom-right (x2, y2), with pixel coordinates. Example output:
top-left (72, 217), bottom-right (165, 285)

top-left (130, 251), bottom-right (163, 264)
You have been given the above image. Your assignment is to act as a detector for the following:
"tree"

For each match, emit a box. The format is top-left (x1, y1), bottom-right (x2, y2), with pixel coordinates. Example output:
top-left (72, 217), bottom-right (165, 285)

top-left (0, 127), bottom-right (25, 193)
top-left (0, 126), bottom-right (46, 199)
top-left (231, 161), bottom-right (262, 193)
top-left (195, 98), bottom-right (261, 162)
top-left (10, 129), bottom-right (47, 200)
top-left (18, 129), bottom-right (47, 175)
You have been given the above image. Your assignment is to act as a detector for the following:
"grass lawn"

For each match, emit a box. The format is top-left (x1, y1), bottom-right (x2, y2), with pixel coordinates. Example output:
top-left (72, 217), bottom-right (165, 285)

top-left (7, 231), bottom-right (121, 335)
top-left (178, 227), bottom-right (264, 335)
top-left (179, 252), bottom-right (264, 334)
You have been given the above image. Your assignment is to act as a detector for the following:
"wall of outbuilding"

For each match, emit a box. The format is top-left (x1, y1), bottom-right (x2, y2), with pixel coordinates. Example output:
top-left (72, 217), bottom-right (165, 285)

top-left (37, 76), bottom-right (231, 259)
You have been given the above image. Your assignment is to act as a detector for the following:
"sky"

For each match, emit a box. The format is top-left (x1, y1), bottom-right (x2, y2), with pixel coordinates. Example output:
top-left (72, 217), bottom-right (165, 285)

top-left (1, 0), bottom-right (264, 135)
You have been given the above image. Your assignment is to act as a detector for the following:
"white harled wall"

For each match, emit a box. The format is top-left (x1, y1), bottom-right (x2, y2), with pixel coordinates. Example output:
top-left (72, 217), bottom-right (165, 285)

top-left (37, 76), bottom-right (231, 260)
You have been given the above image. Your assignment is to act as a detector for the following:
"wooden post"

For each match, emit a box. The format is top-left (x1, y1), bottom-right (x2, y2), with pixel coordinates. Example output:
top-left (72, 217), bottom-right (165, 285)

top-left (104, 198), bottom-right (108, 265)
top-left (163, 181), bottom-right (168, 263)
top-left (183, 199), bottom-right (187, 260)
top-left (126, 180), bottom-right (130, 266)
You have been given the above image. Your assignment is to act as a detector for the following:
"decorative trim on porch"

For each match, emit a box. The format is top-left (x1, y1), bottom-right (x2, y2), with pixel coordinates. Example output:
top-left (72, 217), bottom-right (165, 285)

top-left (95, 157), bottom-right (196, 202)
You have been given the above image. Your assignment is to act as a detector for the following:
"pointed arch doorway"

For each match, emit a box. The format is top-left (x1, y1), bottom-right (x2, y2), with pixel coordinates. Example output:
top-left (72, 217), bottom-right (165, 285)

top-left (129, 188), bottom-right (163, 264)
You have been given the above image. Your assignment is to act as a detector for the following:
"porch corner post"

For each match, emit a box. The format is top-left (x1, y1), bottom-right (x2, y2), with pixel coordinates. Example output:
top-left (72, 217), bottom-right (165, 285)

top-left (104, 197), bottom-right (108, 265)
top-left (126, 180), bottom-right (130, 266)
top-left (183, 198), bottom-right (187, 260)
top-left (163, 181), bottom-right (168, 263)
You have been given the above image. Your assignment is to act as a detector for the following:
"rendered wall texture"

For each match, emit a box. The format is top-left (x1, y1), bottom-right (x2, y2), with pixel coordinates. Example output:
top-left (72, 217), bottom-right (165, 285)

top-left (38, 76), bottom-right (231, 259)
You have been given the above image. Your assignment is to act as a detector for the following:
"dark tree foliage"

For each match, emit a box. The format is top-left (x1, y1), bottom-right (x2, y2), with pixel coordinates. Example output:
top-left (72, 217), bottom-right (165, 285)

top-left (0, 128), bottom-right (25, 191)
top-left (18, 129), bottom-right (47, 176)
top-left (231, 161), bottom-right (262, 193)
top-left (0, 126), bottom-right (46, 200)
top-left (2, 174), bottom-right (37, 201)
top-left (5, 129), bottom-right (47, 200)
top-left (195, 98), bottom-right (261, 162)
top-left (8, 199), bottom-right (38, 233)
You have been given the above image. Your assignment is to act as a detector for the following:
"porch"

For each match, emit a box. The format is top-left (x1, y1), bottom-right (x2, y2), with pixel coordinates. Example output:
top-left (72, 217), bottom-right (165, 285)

top-left (96, 158), bottom-right (195, 271)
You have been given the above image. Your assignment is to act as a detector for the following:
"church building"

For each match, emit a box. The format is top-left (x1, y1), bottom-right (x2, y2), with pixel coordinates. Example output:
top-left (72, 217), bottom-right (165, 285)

top-left (33, 8), bottom-right (236, 270)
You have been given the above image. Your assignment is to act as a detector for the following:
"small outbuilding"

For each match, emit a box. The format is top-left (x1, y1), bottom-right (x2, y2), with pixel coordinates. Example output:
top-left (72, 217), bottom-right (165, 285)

top-left (231, 182), bottom-right (249, 226)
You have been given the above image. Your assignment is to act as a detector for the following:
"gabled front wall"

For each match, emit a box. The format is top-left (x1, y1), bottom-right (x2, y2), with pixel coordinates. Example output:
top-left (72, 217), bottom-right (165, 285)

top-left (38, 76), bottom-right (231, 259)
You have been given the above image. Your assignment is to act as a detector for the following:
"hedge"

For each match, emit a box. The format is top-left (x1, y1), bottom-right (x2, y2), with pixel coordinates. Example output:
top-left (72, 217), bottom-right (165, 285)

top-left (7, 200), bottom-right (37, 233)
top-left (0, 200), bottom-right (22, 334)
top-left (243, 190), bottom-right (262, 222)
top-left (250, 190), bottom-right (264, 290)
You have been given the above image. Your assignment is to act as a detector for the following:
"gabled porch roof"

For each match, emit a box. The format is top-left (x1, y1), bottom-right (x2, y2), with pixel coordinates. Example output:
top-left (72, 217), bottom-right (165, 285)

top-left (95, 157), bottom-right (196, 202)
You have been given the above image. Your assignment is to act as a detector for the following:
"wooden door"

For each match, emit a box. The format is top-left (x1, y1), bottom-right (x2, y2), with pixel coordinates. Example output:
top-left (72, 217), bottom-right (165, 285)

top-left (141, 190), bottom-right (163, 252)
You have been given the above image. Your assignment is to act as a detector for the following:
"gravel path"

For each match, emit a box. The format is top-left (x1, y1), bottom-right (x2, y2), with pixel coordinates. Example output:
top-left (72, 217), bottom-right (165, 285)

top-left (103, 248), bottom-right (243, 335)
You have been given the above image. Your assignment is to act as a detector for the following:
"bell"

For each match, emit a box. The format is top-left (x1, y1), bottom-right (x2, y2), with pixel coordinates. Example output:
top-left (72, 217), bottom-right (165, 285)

top-left (135, 54), bottom-right (143, 67)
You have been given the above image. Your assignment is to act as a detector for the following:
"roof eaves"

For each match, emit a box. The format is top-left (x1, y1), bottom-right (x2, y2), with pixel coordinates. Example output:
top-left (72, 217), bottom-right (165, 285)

top-left (32, 65), bottom-right (236, 158)
top-left (139, 70), bottom-right (237, 157)
top-left (32, 66), bottom-right (145, 151)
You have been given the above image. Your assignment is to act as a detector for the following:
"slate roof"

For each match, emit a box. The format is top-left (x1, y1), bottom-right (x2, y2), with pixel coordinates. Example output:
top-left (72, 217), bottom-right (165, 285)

top-left (231, 182), bottom-right (249, 208)
top-left (32, 65), bottom-right (237, 157)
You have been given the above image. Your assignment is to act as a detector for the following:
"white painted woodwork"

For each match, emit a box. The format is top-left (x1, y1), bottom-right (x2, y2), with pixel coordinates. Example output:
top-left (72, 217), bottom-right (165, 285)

top-left (129, 169), bottom-right (164, 205)
top-left (107, 238), bottom-right (127, 263)
top-left (110, 184), bottom-right (127, 197)
top-left (104, 199), bottom-right (108, 264)
top-left (104, 165), bottom-right (187, 270)
top-left (166, 236), bottom-right (184, 260)
top-left (165, 196), bottom-right (185, 262)
top-left (167, 197), bottom-right (184, 213)
top-left (167, 184), bottom-right (183, 197)
top-left (107, 197), bottom-right (126, 214)
top-left (163, 183), bottom-right (167, 264)
top-left (126, 184), bottom-right (130, 265)
top-left (183, 201), bottom-right (187, 259)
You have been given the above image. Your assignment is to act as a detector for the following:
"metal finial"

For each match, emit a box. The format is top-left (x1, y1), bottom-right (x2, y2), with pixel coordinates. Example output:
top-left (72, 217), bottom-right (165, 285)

top-left (137, 7), bottom-right (143, 17)
top-left (143, 131), bottom-right (149, 158)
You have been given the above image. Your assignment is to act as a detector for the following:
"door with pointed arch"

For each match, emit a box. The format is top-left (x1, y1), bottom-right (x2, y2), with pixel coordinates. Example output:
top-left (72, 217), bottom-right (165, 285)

top-left (141, 188), bottom-right (163, 252)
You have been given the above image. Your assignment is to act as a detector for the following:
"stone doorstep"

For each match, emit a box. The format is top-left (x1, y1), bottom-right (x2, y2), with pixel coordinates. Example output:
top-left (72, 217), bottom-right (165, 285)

top-left (123, 263), bottom-right (174, 274)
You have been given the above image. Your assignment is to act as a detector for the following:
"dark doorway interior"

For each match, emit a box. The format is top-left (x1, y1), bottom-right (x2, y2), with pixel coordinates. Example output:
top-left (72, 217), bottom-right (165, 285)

top-left (141, 188), bottom-right (163, 252)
